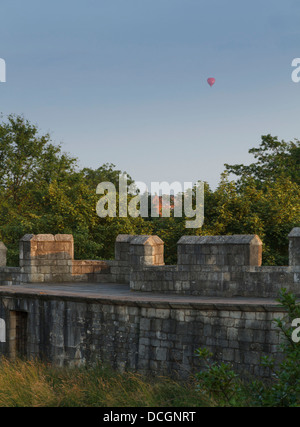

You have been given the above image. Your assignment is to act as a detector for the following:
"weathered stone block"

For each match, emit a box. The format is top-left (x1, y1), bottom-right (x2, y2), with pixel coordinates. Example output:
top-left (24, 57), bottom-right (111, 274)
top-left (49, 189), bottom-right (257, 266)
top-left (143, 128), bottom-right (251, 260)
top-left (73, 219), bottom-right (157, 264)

top-left (19, 234), bottom-right (75, 283)
top-left (177, 235), bottom-right (262, 267)
top-left (155, 347), bottom-right (167, 361)
top-left (29, 273), bottom-right (45, 283)
top-left (129, 235), bottom-right (164, 267)
top-left (115, 235), bottom-right (134, 262)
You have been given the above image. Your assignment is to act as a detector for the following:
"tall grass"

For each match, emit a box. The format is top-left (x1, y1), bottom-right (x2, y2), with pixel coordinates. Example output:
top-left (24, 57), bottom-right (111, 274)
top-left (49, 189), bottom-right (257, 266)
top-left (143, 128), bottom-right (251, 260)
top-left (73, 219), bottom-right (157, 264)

top-left (0, 358), bottom-right (207, 407)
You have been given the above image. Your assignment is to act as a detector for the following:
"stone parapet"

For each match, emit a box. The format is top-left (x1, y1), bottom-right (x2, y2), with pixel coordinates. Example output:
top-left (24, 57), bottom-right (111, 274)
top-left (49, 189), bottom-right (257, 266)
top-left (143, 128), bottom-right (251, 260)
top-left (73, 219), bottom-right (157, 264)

top-left (129, 235), bottom-right (164, 267)
top-left (72, 260), bottom-right (111, 282)
top-left (178, 234), bottom-right (262, 267)
top-left (0, 267), bottom-right (22, 286)
top-left (19, 234), bottom-right (74, 282)
top-left (130, 264), bottom-right (300, 297)
top-left (0, 230), bottom-right (299, 296)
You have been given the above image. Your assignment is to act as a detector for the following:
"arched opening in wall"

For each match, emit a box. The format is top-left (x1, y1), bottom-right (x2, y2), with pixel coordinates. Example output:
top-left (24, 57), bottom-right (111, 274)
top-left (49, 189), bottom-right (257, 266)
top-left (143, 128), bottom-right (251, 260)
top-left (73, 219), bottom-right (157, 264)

top-left (9, 311), bottom-right (28, 359)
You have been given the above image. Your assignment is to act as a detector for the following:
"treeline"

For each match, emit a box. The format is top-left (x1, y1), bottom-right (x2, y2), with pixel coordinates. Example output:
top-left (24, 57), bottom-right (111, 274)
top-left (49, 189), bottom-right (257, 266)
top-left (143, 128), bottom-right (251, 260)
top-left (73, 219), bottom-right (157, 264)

top-left (0, 114), bottom-right (299, 266)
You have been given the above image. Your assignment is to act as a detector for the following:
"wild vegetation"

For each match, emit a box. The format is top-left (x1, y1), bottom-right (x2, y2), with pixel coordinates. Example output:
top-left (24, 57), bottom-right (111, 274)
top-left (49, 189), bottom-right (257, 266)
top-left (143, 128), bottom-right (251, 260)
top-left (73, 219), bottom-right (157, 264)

top-left (0, 359), bottom-right (204, 407)
top-left (195, 290), bottom-right (300, 407)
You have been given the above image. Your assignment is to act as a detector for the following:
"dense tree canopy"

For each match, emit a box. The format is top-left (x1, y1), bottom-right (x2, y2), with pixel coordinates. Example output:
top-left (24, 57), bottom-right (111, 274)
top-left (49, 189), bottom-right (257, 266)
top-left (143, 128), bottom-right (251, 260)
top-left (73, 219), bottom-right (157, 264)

top-left (0, 115), bottom-right (299, 266)
top-left (0, 115), bottom-right (151, 264)
top-left (224, 134), bottom-right (300, 187)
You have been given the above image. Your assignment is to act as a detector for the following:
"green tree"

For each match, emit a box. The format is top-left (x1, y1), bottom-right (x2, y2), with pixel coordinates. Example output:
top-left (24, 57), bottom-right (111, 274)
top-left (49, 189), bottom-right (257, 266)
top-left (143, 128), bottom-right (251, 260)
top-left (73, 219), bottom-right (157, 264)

top-left (220, 135), bottom-right (300, 264)
top-left (0, 114), bottom-right (153, 265)
top-left (82, 163), bottom-right (135, 191)
top-left (0, 114), bottom-right (80, 263)
top-left (224, 134), bottom-right (300, 187)
top-left (0, 114), bottom-right (77, 205)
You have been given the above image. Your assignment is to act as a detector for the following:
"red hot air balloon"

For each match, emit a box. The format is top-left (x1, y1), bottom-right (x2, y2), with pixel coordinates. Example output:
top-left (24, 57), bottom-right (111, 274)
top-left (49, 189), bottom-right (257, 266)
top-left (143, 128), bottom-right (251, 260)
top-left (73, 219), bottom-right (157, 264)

top-left (207, 77), bottom-right (215, 87)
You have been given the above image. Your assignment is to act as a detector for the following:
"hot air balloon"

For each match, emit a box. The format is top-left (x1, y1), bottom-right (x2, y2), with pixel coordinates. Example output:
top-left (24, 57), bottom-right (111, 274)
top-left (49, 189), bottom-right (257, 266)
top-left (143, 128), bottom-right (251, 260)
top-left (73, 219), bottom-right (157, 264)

top-left (207, 78), bottom-right (215, 87)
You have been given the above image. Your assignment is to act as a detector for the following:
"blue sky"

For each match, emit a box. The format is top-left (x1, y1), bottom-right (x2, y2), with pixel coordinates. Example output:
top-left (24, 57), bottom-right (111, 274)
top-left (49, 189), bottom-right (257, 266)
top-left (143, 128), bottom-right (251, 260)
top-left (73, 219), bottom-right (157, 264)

top-left (1, 0), bottom-right (300, 189)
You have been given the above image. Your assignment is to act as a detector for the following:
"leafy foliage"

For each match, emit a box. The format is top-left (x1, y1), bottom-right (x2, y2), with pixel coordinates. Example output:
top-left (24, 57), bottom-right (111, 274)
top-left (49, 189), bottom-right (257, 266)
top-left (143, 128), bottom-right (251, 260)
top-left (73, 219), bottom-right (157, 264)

top-left (0, 114), bottom-right (299, 266)
top-left (0, 115), bottom-right (152, 265)
top-left (251, 289), bottom-right (300, 407)
top-left (195, 348), bottom-right (245, 407)
top-left (195, 290), bottom-right (300, 407)
top-left (225, 134), bottom-right (300, 187)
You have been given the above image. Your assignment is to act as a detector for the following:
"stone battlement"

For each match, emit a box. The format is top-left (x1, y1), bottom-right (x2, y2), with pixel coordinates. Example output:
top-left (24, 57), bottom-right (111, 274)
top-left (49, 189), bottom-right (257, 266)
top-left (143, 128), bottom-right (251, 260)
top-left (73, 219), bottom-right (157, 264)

top-left (0, 229), bottom-right (299, 298)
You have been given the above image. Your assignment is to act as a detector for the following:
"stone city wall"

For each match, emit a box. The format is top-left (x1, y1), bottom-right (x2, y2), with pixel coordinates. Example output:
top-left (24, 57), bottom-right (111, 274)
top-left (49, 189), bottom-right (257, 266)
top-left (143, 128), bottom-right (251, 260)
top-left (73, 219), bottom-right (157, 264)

top-left (0, 291), bottom-right (286, 379)
top-left (0, 229), bottom-right (298, 378)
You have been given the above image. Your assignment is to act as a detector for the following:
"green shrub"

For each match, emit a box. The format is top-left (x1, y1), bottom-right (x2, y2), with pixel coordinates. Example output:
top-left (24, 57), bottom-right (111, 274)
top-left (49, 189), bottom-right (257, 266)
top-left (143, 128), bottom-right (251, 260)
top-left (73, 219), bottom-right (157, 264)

top-left (195, 289), bottom-right (300, 407)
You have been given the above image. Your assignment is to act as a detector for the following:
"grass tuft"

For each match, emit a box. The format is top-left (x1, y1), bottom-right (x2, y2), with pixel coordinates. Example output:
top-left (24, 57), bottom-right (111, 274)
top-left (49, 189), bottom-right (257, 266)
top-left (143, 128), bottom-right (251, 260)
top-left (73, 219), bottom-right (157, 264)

top-left (0, 358), bottom-right (207, 407)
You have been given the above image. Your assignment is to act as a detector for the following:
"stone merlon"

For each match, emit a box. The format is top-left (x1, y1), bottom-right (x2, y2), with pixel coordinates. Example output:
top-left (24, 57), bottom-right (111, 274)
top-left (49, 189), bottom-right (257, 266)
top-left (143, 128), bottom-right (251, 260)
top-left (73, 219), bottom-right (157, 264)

top-left (177, 234), bottom-right (263, 267)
